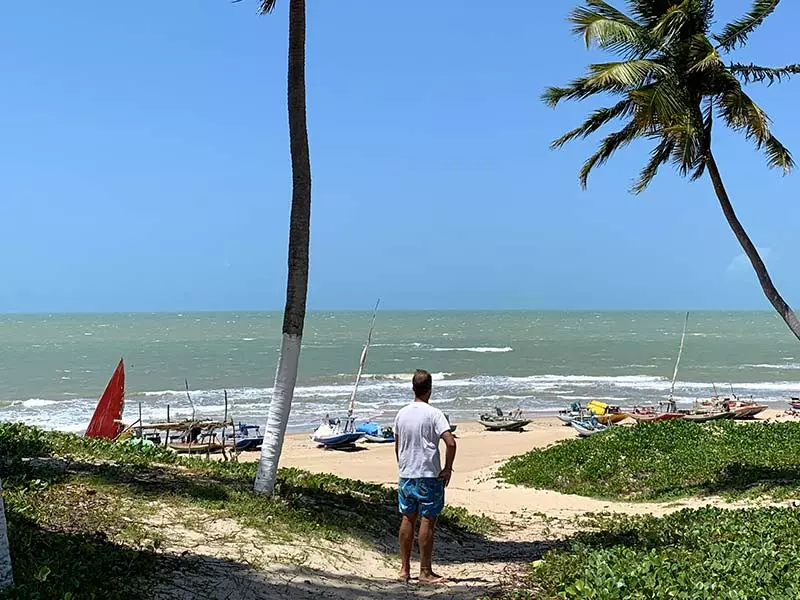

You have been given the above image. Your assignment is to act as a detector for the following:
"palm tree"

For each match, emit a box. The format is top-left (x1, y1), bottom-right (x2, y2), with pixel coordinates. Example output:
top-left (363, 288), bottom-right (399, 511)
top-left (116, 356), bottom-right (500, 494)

top-left (0, 479), bottom-right (12, 588)
top-left (547, 0), bottom-right (800, 339)
top-left (252, 0), bottom-right (312, 494)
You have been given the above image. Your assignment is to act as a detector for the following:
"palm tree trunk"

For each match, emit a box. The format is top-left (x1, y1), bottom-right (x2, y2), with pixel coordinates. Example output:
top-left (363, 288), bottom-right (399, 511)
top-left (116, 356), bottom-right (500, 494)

top-left (706, 152), bottom-right (800, 341)
top-left (254, 0), bottom-right (311, 495)
top-left (0, 479), bottom-right (13, 589)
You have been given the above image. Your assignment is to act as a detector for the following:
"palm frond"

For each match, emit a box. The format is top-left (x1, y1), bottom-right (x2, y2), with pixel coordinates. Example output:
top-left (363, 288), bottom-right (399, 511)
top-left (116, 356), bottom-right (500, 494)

top-left (718, 86), bottom-right (770, 146)
top-left (632, 137), bottom-right (675, 193)
top-left (729, 63), bottom-right (800, 85)
top-left (586, 60), bottom-right (669, 87)
top-left (714, 0), bottom-right (780, 51)
top-left (652, 1), bottom-right (691, 46)
top-left (688, 34), bottom-right (722, 74)
top-left (579, 121), bottom-right (643, 189)
top-left (570, 2), bottom-right (650, 55)
top-left (764, 135), bottom-right (795, 174)
top-left (551, 99), bottom-right (636, 149)
top-left (630, 82), bottom-right (687, 126)
top-left (664, 117), bottom-right (704, 177)
top-left (542, 76), bottom-right (626, 107)
top-left (259, 0), bottom-right (278, 14)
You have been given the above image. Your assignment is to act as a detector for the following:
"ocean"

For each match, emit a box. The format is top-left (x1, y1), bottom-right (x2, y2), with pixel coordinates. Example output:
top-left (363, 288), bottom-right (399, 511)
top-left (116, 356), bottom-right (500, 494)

top-left (0, 311), bottom-right (798, 433)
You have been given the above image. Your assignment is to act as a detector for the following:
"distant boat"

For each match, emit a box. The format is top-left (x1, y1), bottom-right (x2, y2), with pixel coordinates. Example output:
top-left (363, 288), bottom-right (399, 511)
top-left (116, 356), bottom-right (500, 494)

top-left (85, 359), bottom-right (125, 440)
top-left (478, 408), bottom-right (531, 432)
top-left (311, 301), bottom-right (379, 449)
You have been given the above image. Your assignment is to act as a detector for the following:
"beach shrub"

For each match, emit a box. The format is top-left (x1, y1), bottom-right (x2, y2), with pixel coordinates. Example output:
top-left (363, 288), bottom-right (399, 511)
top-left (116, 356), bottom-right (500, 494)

top-left (506, 507), bottom-right (800, 599)
top-left (498, 420), bottom-right (800, 501)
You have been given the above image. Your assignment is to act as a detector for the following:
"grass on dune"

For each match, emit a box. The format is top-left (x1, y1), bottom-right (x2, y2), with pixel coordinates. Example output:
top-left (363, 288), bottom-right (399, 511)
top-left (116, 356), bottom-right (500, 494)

top-left (0, 422), bottom-right (493, 599)
top-left (499, 507), bottom-right (800, 600)
top-left (498, 419), bottom-right (800, 501)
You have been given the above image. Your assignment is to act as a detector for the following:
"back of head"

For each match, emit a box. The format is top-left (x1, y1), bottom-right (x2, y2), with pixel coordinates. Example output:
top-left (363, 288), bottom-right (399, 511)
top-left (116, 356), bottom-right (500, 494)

top-left (412, 369), bottom-right (433, 400)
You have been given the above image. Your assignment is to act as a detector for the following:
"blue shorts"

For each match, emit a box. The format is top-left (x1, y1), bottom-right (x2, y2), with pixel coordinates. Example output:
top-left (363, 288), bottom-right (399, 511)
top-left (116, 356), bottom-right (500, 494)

top-left (398, 477), bottom-right (445, 519)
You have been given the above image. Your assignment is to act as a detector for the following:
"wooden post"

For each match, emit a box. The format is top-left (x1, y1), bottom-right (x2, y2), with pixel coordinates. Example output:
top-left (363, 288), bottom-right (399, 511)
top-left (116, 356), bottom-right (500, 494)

top-left (138, 402), bottom-right (143, 445)
top-left (165, 405), bottom-right (170, 447)
top-left (221, 390), bottom-right (229, 462)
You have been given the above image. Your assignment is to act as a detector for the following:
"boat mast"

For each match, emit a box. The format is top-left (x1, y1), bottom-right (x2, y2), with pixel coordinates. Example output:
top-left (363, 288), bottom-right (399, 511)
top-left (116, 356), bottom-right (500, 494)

top-left (668, 312), bottom-right (690, 411)
top-left (347, 300), bottom-right (380, 418)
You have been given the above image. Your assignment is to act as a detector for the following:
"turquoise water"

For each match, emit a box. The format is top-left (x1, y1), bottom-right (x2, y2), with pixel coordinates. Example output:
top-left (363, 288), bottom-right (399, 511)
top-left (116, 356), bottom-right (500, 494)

top-left (0, 311), bottom-right (798, 432)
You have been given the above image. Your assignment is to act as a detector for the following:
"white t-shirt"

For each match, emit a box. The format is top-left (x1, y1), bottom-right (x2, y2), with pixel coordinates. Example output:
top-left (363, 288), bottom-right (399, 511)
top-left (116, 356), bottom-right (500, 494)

top-left (394, 401), bottom-right (451, 479)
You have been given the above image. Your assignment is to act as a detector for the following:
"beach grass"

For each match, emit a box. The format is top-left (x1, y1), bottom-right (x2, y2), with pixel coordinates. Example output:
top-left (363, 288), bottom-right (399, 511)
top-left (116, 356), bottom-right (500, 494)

top-left (498, 419), bottom-right (800, 501)
top-left (0, 422), bottom-right (493, 598)
top-left (501, 506), bottom-right (800, 599)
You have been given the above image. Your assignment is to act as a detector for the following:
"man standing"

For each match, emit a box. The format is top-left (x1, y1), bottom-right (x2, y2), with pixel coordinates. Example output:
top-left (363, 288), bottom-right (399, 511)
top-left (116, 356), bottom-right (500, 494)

top-left (394, 369), bottom-right (457, 584)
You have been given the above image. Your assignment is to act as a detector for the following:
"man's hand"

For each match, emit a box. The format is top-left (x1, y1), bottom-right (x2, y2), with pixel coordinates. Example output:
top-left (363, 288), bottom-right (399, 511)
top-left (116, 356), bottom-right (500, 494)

top-left (439, 467), bottom-right (453, 487)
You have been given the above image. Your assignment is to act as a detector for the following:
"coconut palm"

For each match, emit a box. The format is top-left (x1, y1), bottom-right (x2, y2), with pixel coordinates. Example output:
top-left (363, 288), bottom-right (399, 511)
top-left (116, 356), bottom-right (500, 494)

top-left (252, 0), bottom-right (312, 494)
top-left (547, 0), bottom-right (800, 339)
top-left (0, 480), bottom-right (12, 588)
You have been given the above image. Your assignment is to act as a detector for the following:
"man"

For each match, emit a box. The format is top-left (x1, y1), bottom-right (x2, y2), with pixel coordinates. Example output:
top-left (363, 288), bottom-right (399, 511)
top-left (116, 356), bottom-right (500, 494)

top-left (394, 369), bottom-right (457, 584)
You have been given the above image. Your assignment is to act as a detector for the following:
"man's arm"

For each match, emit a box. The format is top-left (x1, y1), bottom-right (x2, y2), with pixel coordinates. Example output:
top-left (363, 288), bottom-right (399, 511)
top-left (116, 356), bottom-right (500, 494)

top-left (394, 433), bottom-right (399, 464)
top-left (439, 430), bottom-right (456, 487)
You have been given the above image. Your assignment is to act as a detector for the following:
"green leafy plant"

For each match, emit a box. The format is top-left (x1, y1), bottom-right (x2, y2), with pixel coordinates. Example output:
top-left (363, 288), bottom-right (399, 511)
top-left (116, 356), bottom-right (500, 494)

top-left (507, 507), bottom-right (800, 599)
top-left (499, 419), bottom-right (800, 500)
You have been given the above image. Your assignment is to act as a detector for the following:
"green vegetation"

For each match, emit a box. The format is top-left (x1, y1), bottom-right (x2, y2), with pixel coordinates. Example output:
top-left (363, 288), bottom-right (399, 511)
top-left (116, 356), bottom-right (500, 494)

top-left (499, 420), bottom-right (800, 501)
top-left (0, 423), bottom-right (492, 598)
top-left (504, 507), bottom-right (800, 599)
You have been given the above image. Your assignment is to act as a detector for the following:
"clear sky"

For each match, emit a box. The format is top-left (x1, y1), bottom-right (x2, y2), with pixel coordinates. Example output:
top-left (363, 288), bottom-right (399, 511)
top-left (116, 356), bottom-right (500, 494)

top-left (1, 1), bottom-right (798, 312)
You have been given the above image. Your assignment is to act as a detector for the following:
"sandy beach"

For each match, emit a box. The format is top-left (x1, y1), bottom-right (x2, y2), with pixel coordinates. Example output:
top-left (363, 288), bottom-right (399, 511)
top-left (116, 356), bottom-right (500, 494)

top-left (235, 409), bottom-right (792, 519)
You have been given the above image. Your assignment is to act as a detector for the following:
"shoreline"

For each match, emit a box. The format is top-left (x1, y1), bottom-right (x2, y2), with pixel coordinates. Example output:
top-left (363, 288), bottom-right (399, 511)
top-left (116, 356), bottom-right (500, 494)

top-left (231, 409), bottom-right (793, 518)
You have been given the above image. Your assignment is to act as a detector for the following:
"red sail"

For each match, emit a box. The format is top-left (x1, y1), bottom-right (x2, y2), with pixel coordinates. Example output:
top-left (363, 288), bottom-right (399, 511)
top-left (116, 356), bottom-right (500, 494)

top-left (85, 359), bottom-right (125, 439)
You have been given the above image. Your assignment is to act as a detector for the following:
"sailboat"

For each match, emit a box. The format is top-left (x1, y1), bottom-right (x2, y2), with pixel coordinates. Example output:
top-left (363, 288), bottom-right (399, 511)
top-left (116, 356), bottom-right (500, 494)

top-left (311, 302), bottom-right (379, 448)
top-left (85, 359), bottom-right (126, 439)
top-left (630, 314), bottom-right (687, 423)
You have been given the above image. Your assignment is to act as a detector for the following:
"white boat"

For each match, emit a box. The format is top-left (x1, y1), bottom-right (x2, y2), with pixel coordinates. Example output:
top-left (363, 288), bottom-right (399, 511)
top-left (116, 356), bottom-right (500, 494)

top-left (311, 301), bottom-right (379, 449)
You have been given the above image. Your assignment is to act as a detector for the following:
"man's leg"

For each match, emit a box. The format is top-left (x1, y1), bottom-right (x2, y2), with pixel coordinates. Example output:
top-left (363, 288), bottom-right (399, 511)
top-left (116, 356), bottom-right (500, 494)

top-left (398, 513), bottom-right (416, 581)
top-left (418, 516), bottom-right (446, 582)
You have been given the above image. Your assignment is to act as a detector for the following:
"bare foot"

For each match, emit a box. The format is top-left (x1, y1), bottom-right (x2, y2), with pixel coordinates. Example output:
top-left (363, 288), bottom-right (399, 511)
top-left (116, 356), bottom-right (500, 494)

top-left (419, 571), bottom-right (449, 584)
top-left (398, 569), bottom-right (410, 582)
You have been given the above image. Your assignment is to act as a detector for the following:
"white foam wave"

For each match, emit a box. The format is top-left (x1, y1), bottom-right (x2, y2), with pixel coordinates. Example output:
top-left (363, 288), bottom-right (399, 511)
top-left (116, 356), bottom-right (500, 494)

top-left (429, 347), bottom-right (513, 353)
top-left (742, 363), bottom-right (800, 370)
top-left (16, 399), bottom-right (60, 408)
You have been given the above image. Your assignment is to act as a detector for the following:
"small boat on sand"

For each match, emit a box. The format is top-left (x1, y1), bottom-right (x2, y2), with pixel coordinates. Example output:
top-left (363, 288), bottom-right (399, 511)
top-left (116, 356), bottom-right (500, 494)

top-left (357, 422), bottom-right (394, 443)
top-left (478, 408), bottom-right (531, 432)
top-left (312, 416), bottom-right (364, 448)
top-left (681, 410), bottom-right (734, 423)
top-left (629, 405), bottom-right (685, 423)
top-left (570, 417), bottom-right (608, 437)
top-left (169, 441), bottom-right (224, 454)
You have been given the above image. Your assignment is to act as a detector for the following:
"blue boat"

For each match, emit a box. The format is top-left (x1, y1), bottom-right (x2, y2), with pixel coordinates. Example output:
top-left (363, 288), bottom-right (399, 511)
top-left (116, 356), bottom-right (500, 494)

top-left (312, 416), bottom-right (364, 448)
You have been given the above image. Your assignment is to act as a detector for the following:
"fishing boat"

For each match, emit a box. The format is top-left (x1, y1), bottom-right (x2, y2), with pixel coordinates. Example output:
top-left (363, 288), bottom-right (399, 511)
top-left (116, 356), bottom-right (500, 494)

top-left (699, 395), bottom-right (767, 420)
top-left (558, 402), bottom-right (583, 425)
top-left (570, 417), bottom-right (608, 437)
top-left (311, 302), bottom-right (379, 448)
top-left (85, 359), bottom-right (126, 439)
top-left (586, 400), bottom-right (629, 424)
top-left (169, 441), bottom-right (224, 454)
top-left (629, 406), bottom-right (685, 423)
top-left (478, 408), bottom-right (531, 432)
top-left (357, 422), bottom-right (395, 443)
top-left (790, 397), bottom-right (800, 411)
top-left (229, 423), bottom-right (264, 451)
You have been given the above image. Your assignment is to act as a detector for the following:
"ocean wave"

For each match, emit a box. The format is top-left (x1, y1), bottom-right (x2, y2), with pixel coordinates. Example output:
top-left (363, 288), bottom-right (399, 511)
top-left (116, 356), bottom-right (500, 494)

top-left (742, 363), bottom-right (800, 370)
top-left (14, 399), bottom-right (60, 408)
top-left (429, 347), bottom-right (513, 353)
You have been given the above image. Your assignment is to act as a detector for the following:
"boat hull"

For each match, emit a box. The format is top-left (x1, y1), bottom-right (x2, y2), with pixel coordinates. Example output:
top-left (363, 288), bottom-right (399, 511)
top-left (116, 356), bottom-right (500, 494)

top-left (570, 422), bottom-right (608, 437)
top-left (312, 432), bottom-right (364, 447)
top-left (169, 442), bottom-right (223, 454)
top-left (478, 419), bottom-right (531, 432)
top-left (732, 405), bottom-right (768, 420)
top-left (682, 411), bottom-right (735, 423)
top-left (630, 412), bottom-right (685, 423)
top-left (363, 434), bottom-right (394, 443)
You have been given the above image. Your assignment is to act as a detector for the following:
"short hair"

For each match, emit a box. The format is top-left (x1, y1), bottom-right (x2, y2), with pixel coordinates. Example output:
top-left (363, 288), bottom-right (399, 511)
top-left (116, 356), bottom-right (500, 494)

top-left (412, 369), bottom-right (433, 397)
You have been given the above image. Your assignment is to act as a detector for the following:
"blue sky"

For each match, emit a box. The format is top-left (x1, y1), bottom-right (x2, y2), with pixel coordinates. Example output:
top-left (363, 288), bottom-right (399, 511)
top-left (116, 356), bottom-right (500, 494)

top-left (1, 1), bottom-right (798, 312)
